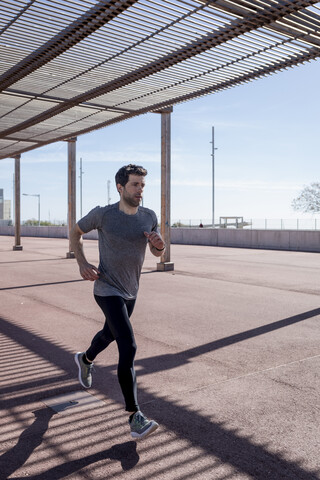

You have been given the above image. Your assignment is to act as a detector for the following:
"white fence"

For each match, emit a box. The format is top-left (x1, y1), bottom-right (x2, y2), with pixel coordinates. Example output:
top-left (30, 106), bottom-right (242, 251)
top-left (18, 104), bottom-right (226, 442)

top-left (172, 218), bottom-right (320, 230)
top-left (1, 218), bottom-right (320, 231)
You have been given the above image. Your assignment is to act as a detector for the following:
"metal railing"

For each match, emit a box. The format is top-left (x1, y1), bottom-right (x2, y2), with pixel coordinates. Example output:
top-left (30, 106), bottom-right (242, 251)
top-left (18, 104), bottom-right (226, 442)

top-left (171, 218), bottom-right (320, 230)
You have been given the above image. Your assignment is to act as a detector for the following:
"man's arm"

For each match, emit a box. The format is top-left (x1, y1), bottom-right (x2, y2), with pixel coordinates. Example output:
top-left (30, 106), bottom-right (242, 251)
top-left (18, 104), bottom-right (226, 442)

top-left (144, 231), bottom-right (165, 258)
top-left (70, 223), bottom-right (100, 281)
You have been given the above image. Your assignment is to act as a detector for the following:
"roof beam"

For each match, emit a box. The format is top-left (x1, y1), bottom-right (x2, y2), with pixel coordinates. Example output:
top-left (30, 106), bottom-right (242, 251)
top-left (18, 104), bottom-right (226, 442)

top-left (209, 0), bottom-right (320, 48)
top-left (144, 50), bottom-right (320, 116)
top-left (0, 0), bottom-right (37, 36)
top-left (0, 0), bottom-right (315, 140)
top-left (63, 47), bottom-right (320, 136)
top-left (1, 46), bottom-right (318, 161)
top-left (0, 0), bottom-right (137, 92)
top-left (4, 89), bottom-right (136, 114)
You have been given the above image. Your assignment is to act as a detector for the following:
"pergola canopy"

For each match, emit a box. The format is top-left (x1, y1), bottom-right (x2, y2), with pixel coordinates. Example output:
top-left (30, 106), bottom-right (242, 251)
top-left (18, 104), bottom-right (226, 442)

top-left (1, 0), bottom-right (320, 160)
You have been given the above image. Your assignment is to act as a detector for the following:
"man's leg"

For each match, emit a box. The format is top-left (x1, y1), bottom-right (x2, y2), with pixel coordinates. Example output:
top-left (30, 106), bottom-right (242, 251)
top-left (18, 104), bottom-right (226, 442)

top-left (93, 295), bottom-right (159, 439)
top-left (75, 298), bottom-right (115, 388)
top-left (85, 323), bottom-right (114, 361)
top-left (93, 295), bottom-right (139, 411)
top-left (116, 336), bottom-right (138, 412)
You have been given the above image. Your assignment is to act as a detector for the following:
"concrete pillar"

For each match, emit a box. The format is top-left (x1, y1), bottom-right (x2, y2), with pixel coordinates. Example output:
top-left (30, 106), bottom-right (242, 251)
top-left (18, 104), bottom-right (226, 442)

top-left (66, 138), bottom-right (77, 258)
top-left (157, 108), bottom-right (174, 271)
top-left (13, 155), bottom-right (23, 251)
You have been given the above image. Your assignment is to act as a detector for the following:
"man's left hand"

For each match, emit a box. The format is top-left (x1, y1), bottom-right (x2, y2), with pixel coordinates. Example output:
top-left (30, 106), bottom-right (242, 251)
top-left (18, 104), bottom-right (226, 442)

top-left (144, 231), bottom-right (165, 250)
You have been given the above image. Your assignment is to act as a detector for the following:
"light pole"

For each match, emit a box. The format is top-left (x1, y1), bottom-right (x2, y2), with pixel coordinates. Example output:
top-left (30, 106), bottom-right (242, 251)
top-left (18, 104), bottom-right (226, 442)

top-left (23, 193), bottom-right (40, 226)
top-left (210, 126), bottom-right (218, 228)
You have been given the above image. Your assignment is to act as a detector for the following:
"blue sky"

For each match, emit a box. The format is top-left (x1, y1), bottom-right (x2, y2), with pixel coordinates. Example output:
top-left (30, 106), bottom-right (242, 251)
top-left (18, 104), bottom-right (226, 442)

top-left (1, 58), bottom-right (319, 224)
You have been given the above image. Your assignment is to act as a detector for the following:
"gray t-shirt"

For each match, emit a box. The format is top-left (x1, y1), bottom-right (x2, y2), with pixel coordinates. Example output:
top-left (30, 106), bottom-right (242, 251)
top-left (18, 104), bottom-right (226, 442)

top-left (78, 202), bottom-right (159, 299)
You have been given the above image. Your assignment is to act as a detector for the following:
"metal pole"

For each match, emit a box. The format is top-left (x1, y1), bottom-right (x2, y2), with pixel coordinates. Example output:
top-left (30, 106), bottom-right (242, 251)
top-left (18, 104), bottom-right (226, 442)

top-left (67, 138), bottom-right (77, 258)
top-left (212, 126), bottom-right (214, 228)
top-left (211, 127), bottom-right (217, 228)
top-left (157, 108), bottom-right (174, 271)
top-left (79, 157), bottom-right (83, 218)
top-left (13, 155), bottom-right (22, 250)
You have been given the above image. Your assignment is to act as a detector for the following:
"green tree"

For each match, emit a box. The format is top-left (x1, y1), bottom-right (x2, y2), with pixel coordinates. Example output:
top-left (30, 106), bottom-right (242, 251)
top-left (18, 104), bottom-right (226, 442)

top-left (24, 218), bottom-right (38, 226)
top-left (292, 182), bottom-right (320, 213)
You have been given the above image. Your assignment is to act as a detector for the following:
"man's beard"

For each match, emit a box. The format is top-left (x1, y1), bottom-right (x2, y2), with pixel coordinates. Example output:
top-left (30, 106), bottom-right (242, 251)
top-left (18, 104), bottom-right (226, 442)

top-left (122, 189), bottom-right (141, 207)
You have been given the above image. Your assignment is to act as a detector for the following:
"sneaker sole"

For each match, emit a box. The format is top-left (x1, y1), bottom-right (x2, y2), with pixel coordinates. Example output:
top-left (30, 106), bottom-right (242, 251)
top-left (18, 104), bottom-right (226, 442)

top-left (74, 352), bottom-right (91, 389)
top-left (131, 422), bottom-right (159, 441)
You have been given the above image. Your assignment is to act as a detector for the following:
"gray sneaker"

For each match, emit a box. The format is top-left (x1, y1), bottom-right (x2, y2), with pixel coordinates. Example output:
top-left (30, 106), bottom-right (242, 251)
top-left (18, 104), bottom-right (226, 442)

top-left (74, 352), bottom-right (93, 388)
top-left (129, 411), bottom-right (159, 440)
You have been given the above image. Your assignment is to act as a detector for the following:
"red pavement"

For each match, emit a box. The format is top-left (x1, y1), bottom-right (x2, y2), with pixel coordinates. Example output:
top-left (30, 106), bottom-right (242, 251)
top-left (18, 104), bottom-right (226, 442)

top-left (0, 235), bottom-right (319, 479)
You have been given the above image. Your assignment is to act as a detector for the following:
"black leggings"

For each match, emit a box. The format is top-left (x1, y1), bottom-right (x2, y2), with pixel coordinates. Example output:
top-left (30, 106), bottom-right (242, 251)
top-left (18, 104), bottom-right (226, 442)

top-left (86, 295), bottom-right (138, 412)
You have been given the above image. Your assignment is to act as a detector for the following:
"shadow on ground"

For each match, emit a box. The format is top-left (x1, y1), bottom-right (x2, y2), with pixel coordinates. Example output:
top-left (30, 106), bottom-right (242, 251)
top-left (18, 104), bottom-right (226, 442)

top-left (0, 313), bottom-right (319, 480)
top-left (0, 405), bottom-right (138, 479)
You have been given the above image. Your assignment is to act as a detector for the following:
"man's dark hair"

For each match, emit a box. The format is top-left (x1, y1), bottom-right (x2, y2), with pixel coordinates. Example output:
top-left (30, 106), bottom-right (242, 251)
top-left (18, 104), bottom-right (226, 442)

top-left (115, 164), bottom-right (148, 186)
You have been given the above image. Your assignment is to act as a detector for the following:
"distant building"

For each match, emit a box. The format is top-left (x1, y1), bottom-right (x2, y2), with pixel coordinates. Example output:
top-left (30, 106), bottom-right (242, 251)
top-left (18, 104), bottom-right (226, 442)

top-left (0, 190), bottom-right (11, 221)
top-left (4, 200), bottom-right (11, 220)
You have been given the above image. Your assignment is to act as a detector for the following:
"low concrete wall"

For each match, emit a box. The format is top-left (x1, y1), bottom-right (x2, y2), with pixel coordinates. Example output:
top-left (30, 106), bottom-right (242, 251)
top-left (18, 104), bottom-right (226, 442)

top-left (171, 228), bottom-right (320, 252)
top-left (0, 225), bottom-right (68, 238)
top-left (1, 226), bottom-right (320, 252)
top-left (0, 226), bottom-right (99, 240)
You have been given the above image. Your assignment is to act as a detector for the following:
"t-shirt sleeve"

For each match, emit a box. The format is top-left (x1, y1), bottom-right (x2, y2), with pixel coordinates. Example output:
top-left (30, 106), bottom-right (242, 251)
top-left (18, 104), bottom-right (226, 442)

top-left (77, 206), bottom-right (104, 233)
top-left (151, 211), bottom-right (159, 233)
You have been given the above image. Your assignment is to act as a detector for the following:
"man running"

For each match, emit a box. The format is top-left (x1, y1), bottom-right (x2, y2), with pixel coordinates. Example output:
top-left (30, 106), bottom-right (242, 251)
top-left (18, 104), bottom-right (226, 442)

top-left (70, 164), bottom-right (165, 440)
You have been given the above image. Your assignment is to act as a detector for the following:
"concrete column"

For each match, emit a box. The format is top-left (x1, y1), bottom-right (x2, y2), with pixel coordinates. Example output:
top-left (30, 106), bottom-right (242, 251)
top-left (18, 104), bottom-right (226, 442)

top-left (13, 155), bottom-right (23, 251)
top-left (157, 108), bottom-right (174, 271)
top-left (66, 138), bottom-right (77, 258)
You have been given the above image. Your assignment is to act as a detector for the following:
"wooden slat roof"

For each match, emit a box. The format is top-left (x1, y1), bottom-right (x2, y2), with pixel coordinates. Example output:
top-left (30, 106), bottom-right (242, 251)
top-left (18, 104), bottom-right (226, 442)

top-left (1, 0), bottom-right (320, 159)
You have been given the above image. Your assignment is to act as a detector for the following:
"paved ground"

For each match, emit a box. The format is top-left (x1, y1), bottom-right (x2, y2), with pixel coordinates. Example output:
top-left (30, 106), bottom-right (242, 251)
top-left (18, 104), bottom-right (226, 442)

top-left (0, 235), bottom-right (319, 480)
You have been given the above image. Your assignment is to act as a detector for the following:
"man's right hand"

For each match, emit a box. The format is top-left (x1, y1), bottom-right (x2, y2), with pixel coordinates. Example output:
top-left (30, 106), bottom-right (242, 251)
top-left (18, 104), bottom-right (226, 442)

top-left (70, 224), bottom-right (100, 281)
top-left (79, 262), bottom-right (100, 281)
